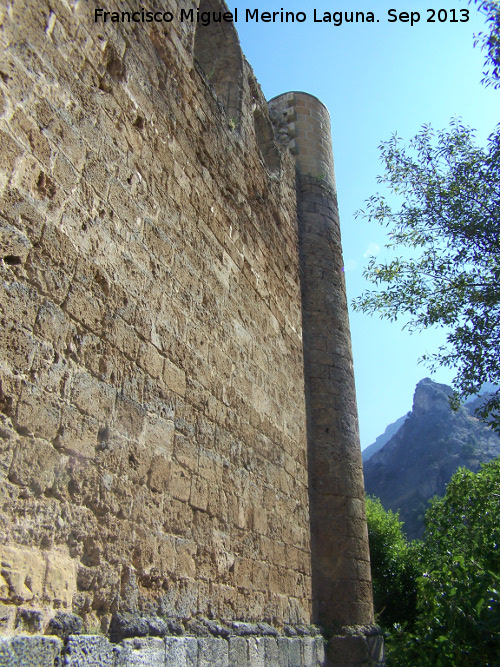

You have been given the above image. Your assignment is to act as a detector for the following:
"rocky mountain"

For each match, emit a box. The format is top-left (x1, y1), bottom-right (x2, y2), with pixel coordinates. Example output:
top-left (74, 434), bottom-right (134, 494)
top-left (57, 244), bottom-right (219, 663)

top-left (362, 414), bottom-right (408, 462)
top-left (363, 378), bottom-right (500, 539)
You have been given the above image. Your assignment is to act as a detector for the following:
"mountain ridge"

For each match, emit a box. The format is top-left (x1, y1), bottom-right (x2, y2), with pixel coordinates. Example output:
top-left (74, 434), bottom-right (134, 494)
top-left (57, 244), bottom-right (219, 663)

top-left (362, 414), bottom-right (409, 462)
top-left (363, 378), bottom-right (500, 539)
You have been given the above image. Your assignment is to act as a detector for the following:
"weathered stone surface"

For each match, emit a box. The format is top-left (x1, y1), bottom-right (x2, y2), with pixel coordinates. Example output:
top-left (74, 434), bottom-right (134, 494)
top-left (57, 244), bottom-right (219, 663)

top-left (314, 637), bottom-right (327, 667)
top-left (109, 613), bottom-right (168, 643)
top-left (248, 636), bottom-right (265, 667)
top-left (367, 633), bottom-right (386, 666)
top-left (229, 636), bottom-right (248, 667)
top-left (0, 634), bottom-right (342, 667)
top-left (289, 637), bottom-right (302, 667)
top-left (15, 608), bottom-right (43, 633)
top-left (65, 635), bottom-right (115, 667)
top-left (0, 0), bottom-right (314, 628)
top-left (0, 545), bottom-right (76, 608)
top-left (263, 637), bottom-right (279, 665)
top-left (257, 622), bottom-right (279, 637)
top-left (231, 621), bottom-right (261, 636)
top-left (47, 611), bottom-right (83, 638)
top-left (115, 637), bottom-right (165, 666)
top-left (302, 636), bottom-right (315, 667)
top-left (0, 636), bottom-right (62, 667)
top-left (0, 0), bottom-right (379, 663)
top-left (165, 637), bottom-right (198, 667)
top-left (328, 631), bottom-right (385, 667)
top-left (197, 637), bottom-right (229, 667)
top-left (0, 605), bottom-right (15, 634)
top-left (277, 637), bottom-right (291, 667)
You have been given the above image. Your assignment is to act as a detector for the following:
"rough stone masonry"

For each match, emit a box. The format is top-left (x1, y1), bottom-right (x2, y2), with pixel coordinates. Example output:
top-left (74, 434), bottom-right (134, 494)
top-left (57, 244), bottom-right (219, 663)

top-left (0, 0), bottom-right (384, 664)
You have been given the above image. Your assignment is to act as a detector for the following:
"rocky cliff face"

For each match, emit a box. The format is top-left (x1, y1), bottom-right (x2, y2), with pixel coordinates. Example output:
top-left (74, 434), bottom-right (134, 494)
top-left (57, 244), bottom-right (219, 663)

top-left (362, 414), bottom-right (408, 462)
top-left (363, 378), bottom-right (500, 539)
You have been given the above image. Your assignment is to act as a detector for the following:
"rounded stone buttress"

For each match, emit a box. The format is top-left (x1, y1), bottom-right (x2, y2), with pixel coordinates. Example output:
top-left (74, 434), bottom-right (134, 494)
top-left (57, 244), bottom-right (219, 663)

top-left (269, 92), bottom-right (377, 637)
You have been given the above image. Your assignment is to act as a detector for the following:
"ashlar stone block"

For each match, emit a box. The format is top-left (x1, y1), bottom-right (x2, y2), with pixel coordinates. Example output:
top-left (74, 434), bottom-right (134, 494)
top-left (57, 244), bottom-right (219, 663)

top-left (314, 637), bottom-right (327, 666)
top-left (228, 636), bottom-right (248, 667)
top-left (116, 637), bottom-right (165, 666)
top-left (0, 636), bottom-right (62, 667)
top-left (263, 637), bottom-right (279, 664)
top-left (302, 637), bottom-right (315, 667)
top-left (248, 636), bottom-right (265, 667)
top-left (165, 637), bottom-right (198, 667)
top-left (277, 637), bottom-right (290, 667)
top-left (65, 635), bottom-right (115, 667)
top-left (197, 637), bottom-right (229, 667)
top-left (289, 637), bottom-right (302, 667)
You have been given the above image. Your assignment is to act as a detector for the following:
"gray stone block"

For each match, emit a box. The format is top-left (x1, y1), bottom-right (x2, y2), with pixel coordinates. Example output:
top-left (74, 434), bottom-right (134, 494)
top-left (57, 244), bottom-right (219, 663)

top-left (302, 637), bottom-right (315, 667)
top-left (314, 637), bottom-right (326, 666)
top-left (328, 635), bottom-right (372, 665)
top-left (230, 622), bottom-right (260, 636)
top-left (165, 637), bottom-right (198, 667)
top-left (257, 623), bottom-right (278, 637)
top-left (277, 637), bottom-right (290, 667)
top-left (116, 637), bottom-right (165, 666)
top-left (65, 635), bottom-right (116, 667)
top-left (197, 637), bottom-right (229, 667)
top-left (0, 632), bottom-right (332, 667)
top-left (248, 636), bottom-right (265, 667)
top-left (367, 634), bottom-right (385, 666)
top-left (0, 636), bottom-right (62, 667)
top-left (289, 638), bottom-right (302, 667)
top-left (228, 637), bottom-right (248, 667)
top-left (110, 613), bottom-right (166, 643)
top-left (263, 637), bottom-right (278, 664)
top-left (48, 612), bottom-right (83, 639)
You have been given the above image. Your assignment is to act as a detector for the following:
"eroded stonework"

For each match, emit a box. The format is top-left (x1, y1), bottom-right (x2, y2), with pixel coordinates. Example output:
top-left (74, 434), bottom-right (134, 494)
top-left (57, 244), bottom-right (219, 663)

top-left (0, 0), bottom-right (381, 664)
top-left (1, 0), bottom-right (312, 633)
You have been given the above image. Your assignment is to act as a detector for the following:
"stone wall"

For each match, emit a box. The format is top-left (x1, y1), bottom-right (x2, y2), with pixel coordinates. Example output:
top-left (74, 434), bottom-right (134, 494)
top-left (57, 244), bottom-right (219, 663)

top-left (0, 631), bottom-right (386, 667)
top-left (0, 635), bottom-right (383, 667)
top-left (0, 634), bottom-right (329, 667)
top-left (0, 0), bottom-right (311, 633)
top-left (0, 0), bottom-right (383, 663)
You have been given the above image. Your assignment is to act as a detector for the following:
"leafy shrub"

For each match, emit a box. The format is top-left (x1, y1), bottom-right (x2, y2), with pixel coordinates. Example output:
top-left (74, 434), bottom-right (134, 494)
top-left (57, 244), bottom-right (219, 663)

top-left (378, 459), bottom-right (500, 666)
top-left (365, 496), bottom-right (419, 628)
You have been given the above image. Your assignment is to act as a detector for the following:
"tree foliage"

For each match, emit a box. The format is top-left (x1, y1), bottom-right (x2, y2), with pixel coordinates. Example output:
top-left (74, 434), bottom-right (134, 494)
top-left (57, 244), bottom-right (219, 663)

top-left (414, 463), bottom-right (500, 665)
top-left (354, 1), bottom-right (500, 426)
top-left (353, 120), bottom-right (500, 427)
top-left (472, 0), bottom-right (500, 88)
top-left (365, 496), bottom-right (419, 628)
top-left (373, 459), bottom-right (500, 666)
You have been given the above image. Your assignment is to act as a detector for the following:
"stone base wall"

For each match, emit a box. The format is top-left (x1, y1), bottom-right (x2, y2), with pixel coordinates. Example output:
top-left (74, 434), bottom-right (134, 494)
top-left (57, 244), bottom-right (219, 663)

top-left (0, 634), bottom-right (328, 667)
top-left (0, 632), bottom-right (385, 667)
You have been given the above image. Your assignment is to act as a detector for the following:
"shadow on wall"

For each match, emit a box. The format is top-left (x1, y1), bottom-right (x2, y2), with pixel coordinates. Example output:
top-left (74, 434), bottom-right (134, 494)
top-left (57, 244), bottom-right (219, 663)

top-left (194, 0), bottom-right (281, 176)
top-left (194, 0), bottom-right (243, 120)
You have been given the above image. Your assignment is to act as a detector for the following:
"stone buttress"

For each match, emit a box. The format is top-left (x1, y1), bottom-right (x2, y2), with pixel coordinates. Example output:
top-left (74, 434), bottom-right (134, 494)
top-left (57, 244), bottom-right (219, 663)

top-left (270, 92), bottom-right (384, 665)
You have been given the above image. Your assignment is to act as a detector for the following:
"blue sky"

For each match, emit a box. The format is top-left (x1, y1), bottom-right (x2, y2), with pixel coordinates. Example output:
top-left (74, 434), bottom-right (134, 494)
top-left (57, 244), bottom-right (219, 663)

top-left (233, 1), bottom-right (499, 448)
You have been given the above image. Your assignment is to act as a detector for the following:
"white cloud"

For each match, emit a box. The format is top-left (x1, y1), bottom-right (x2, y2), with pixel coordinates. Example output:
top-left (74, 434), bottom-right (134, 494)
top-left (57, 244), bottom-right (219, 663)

top-left (363, 242), bottom-right (380, 258)
top-left (343, 259), bottom-right (358, 272)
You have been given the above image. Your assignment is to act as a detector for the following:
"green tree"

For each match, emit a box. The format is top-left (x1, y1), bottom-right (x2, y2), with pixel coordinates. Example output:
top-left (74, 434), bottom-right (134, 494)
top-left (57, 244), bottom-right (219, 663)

top-left (472, 0), bottom-right (500, 88)
top-left (386, 459), bottom-right (500, 666)
top-left (353, 120), bottom-right (500, 428)
top-left (365, 496), bottom-right (419, 628)
top-left (354, 1), bottom-right (500, 427)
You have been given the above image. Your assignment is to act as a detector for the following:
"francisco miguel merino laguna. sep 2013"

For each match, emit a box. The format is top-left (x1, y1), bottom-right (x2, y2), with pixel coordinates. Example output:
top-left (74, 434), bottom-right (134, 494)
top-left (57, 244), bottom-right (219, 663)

top-left (93, 7), bottom-right (471, 25)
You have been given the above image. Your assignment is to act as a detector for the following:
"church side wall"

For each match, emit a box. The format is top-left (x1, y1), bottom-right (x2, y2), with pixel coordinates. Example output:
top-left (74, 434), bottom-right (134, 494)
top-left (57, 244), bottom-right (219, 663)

top-left (0, 0), bottom-right (312, 634)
